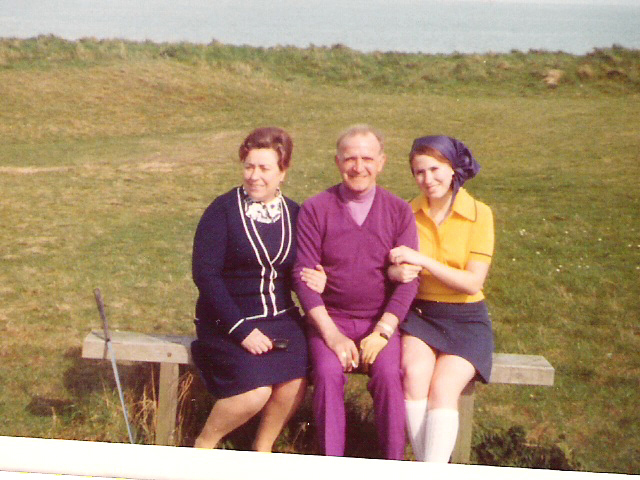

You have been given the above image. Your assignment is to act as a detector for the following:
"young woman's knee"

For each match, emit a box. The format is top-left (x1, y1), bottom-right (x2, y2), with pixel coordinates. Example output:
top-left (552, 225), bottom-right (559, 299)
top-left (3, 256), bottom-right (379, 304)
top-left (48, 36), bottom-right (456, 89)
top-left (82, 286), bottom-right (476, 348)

top-left (402, 355), bottom-right (432, 380)
top-left (427, 366), bottom-right (474, 408)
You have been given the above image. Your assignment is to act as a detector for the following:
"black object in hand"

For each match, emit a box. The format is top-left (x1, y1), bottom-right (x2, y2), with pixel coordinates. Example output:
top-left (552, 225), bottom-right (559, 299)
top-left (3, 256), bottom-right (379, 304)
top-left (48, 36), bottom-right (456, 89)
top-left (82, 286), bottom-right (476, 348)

top-left (271, 338), bottom-right (289, 350)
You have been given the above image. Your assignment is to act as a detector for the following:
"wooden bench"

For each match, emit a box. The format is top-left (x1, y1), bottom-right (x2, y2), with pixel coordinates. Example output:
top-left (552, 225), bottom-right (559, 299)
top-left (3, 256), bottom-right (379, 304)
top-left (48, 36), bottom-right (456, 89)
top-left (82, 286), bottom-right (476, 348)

top-left (82, 330), bottom-right (554, 463)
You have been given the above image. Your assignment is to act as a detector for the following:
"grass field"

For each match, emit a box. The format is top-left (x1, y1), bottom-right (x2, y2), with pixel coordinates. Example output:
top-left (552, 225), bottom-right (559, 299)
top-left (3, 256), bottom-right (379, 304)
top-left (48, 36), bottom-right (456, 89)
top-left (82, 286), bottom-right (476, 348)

top-left (0, 36), bottom-right (638, 474)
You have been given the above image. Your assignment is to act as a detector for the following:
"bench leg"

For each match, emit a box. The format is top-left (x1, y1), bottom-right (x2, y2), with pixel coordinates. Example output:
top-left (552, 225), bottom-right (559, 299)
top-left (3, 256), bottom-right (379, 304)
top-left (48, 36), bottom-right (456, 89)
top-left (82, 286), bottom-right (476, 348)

top-left (156, 362), bottom-right (180, 446)
top-left (452, 381), bottom-right (475, 464)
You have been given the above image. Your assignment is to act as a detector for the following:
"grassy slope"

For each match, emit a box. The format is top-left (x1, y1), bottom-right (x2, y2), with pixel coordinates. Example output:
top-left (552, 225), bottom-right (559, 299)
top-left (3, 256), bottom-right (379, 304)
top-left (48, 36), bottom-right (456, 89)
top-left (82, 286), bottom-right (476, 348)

top-left (0, 36), bottom-right (638, 473)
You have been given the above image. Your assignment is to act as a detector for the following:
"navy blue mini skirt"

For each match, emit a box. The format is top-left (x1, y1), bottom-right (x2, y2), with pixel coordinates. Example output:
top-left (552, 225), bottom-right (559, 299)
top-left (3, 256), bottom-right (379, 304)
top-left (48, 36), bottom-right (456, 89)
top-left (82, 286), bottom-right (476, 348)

top-left (400, 299), bottom-right (493, 383)
top-left (191, 309), bottom-right (309, 398)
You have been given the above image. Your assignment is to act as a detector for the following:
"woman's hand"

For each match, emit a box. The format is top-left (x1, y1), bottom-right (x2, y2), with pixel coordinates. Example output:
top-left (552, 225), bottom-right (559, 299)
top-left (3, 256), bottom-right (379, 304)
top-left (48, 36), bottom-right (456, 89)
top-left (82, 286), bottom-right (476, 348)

top-left (388, 263), bottom-right (422, 283)
top-left (389, 245), bottom-right (423, 266)
top-left (240, 328), bottom-right (273, 355)
top-left (300, 264), bottom-right (327, 294)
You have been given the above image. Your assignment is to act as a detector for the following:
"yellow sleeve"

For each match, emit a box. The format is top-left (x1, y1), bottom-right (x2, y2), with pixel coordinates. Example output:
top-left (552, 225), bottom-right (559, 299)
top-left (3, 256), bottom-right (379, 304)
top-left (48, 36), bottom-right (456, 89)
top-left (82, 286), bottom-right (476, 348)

top-left (468, 201), bottom-right (494, 264)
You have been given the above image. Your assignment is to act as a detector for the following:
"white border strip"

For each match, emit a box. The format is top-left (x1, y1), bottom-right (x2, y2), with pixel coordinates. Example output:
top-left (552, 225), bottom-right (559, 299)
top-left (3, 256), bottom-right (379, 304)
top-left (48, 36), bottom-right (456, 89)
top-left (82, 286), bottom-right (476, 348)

top-left (0, 436), bottom-right (633, 480)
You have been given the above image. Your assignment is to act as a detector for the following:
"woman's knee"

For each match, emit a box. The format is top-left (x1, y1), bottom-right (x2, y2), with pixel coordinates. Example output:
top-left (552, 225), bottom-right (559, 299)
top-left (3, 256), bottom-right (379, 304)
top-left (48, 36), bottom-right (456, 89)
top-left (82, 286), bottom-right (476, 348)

top-left (245, 385), bottom-right (273, 409)
top-left (401, 336), bottom-right (435, 377)
top-left (427, 375), bottom-right (472, 408)
top-left (401, 355), bottom-right (431, 381)
top-left (273, 377), bottom-right (307, 400)
top-left (401, 359), bottom-right (433, 399)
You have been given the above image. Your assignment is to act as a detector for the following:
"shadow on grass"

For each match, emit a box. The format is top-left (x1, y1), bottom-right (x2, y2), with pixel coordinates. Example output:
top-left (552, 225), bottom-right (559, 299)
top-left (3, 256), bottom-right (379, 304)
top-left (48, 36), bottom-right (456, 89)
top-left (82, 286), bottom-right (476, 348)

top-left (62, 346), bottom-right (151, 399)
top-left (26, 396), bottom-right (74, 417)
top-left (474, 425), bottom-right (582, 470)
top-left (24, 347), bottom-right (121, 420)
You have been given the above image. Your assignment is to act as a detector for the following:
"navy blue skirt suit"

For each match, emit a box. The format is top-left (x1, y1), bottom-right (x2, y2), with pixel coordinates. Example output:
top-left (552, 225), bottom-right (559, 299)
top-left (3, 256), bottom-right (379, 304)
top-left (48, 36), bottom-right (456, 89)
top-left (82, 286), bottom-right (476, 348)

top-left (191, 187), bottom-right (308, 398)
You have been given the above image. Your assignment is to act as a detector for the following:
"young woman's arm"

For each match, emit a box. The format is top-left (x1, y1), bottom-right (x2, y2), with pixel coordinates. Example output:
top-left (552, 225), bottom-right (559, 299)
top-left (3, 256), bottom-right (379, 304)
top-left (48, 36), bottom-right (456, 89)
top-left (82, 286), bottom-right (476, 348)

top-left (389, 246), bottom-right (490, 295)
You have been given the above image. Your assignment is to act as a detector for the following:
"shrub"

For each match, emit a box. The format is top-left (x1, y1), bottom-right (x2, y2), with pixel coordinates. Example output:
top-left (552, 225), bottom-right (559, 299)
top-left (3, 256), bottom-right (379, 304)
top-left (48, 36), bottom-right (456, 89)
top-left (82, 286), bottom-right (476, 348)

top-left (474, 425), bottom-right (581, 470)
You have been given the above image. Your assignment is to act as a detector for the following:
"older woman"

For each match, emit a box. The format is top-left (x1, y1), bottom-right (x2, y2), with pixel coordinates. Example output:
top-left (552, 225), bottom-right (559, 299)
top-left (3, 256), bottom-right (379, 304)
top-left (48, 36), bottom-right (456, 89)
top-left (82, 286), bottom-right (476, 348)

top-left (191, 127), bottom-right (324, 452)
top-left (388, 136), bottom-right (494, 462)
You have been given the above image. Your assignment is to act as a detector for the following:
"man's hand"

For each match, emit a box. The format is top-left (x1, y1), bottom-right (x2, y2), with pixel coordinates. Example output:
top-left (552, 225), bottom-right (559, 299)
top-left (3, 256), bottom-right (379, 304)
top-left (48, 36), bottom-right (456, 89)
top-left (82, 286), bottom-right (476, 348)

top-left (240, 328), bottom-right (273, 355)
top-left (359, 332), bottom-right (388, 369)
top-left (326, 330), bottom-right (359, 372)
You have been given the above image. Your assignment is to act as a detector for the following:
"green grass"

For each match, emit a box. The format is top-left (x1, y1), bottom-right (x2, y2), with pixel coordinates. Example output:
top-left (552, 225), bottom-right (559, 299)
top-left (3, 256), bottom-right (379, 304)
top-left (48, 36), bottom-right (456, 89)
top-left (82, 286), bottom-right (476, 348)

top-left (0, 36), bottom-right (638, 474)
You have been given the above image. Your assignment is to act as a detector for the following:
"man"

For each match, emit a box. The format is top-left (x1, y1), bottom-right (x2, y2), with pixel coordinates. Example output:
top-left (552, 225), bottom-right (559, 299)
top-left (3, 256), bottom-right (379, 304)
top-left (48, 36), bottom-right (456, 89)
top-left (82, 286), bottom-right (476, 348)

top-left (293, 125), bottom-right (418, 460)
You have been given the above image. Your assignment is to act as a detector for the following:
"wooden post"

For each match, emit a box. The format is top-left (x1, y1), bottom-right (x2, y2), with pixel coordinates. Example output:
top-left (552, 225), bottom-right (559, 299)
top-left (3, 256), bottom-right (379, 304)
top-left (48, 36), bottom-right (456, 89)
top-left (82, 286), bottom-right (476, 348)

top-left (156, 363), bottom-right (180, 446)
top-left (452, 381), bottom-right (476, 464)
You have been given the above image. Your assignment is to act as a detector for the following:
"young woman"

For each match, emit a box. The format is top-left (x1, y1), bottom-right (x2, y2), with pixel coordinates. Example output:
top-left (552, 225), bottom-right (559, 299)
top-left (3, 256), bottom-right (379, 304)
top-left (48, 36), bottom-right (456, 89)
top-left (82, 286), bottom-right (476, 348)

top-left (388, 135), bottom-right (494, 462)
top-left (191, 127), bottom-right (324, 452)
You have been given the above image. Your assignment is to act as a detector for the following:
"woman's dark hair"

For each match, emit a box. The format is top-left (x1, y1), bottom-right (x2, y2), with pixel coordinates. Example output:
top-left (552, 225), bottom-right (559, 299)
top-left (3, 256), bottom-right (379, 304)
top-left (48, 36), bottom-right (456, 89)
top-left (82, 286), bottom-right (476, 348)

top-left (409, 145), bottom-right (451, 171)
top-left (238, 127), bottom-right (293, 171)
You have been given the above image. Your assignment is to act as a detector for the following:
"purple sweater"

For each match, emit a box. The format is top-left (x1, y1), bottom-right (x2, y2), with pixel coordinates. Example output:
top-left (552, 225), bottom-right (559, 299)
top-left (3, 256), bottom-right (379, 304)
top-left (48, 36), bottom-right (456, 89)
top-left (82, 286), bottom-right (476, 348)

top-left (293, 185), bottom-right (419, 322)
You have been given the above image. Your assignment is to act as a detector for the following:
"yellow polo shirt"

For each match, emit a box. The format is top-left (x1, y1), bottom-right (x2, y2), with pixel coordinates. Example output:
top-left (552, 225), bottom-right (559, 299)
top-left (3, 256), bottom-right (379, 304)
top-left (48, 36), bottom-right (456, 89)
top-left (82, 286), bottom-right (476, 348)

top-left (411, 187), bottom-right (494, 303)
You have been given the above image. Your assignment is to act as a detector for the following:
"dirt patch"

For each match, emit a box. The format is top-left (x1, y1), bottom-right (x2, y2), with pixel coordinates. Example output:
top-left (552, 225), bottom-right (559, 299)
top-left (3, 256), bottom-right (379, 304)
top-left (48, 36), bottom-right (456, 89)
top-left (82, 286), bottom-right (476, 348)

top-left (136, 161), bottom-right (179, 172)
top-left (0, 166), bottom-right (71, 175)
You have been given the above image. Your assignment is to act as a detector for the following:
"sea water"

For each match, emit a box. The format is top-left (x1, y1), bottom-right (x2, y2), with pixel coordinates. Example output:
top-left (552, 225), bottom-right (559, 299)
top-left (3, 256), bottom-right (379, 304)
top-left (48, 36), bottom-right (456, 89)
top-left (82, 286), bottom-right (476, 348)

top-left (1, 0), bottom-right (639, 54)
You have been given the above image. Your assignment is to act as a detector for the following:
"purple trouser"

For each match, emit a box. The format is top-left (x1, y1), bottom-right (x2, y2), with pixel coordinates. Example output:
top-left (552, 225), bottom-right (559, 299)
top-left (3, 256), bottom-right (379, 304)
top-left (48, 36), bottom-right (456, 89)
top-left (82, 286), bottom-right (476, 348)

top-left (308, 316), bottom-right (405, 460)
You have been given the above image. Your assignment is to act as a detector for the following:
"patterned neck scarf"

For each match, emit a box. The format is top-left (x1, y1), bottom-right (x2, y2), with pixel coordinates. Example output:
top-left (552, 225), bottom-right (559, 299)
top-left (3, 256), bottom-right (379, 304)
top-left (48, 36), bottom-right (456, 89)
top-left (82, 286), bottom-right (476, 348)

top-left (241, 187), bottom-right (283, 224)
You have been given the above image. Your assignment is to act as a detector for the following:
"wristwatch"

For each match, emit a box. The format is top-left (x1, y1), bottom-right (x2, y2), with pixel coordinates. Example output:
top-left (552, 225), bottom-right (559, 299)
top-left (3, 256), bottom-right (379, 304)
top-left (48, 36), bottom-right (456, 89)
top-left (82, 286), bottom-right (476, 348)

top-left (379, 331), bottom-right (390, 341)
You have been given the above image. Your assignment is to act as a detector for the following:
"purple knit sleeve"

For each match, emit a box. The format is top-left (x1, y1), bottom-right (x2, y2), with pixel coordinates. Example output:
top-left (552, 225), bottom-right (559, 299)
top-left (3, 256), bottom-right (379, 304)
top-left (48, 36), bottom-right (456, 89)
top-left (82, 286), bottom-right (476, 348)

top-left (292, 199), bottom-right (326, 313)
top-left (384, 201), bottom-right (419, 320)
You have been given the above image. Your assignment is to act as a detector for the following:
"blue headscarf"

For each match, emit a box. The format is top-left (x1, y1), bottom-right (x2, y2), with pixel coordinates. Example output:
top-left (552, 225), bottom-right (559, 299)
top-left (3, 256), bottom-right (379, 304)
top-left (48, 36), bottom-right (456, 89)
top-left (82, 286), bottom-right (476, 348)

top-left (410, 135), bottom-right (481, 199)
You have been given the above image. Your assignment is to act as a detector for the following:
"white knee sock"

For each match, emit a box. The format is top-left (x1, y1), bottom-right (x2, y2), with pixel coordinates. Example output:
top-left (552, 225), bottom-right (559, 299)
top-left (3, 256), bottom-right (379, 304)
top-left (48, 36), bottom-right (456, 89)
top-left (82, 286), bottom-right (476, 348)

top-left (404, 399), bottom-right (428, 461)
top-left (424, 408), bottom-right (459, 463)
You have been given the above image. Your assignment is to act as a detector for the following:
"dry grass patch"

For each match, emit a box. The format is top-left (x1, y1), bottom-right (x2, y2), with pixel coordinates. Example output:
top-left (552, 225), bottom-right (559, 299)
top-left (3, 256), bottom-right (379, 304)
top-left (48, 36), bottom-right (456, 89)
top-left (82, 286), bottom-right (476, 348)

top-left (0, 62), bottom-right (285, 142)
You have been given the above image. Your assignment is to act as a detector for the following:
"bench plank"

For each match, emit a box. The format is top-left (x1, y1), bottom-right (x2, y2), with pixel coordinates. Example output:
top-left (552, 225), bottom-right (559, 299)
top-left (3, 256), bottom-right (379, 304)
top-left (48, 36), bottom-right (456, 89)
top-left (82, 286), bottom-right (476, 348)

top-left (82, 330), bottom-right (192, 364)
top-left (81, 330), bottom-right (555, 460)
top-left (82, 331), bottom-right (554, 386)
top-left (490, 353), bottom-right (555, 386)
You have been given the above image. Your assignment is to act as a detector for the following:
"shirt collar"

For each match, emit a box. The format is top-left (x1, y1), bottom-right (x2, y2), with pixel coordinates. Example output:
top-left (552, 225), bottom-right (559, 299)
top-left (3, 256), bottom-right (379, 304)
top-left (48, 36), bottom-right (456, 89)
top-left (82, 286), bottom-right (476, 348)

top-left (241, 187), bottom-right (283, 224)
top-left (410, 187), bottom-right (476, 222)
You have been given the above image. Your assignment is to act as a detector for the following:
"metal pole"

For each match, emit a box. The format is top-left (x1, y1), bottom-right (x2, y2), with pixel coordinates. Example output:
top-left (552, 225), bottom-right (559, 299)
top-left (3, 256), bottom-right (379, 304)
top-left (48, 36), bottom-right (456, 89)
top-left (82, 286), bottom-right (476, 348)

top-left (94, 288), bottom-right (135, 444)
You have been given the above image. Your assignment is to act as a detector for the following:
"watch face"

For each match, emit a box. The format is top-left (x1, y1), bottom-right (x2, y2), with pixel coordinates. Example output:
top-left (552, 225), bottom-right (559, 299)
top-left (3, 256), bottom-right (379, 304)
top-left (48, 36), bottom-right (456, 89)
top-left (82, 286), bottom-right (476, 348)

top-left (379, 331), bottom-right (390, 340)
